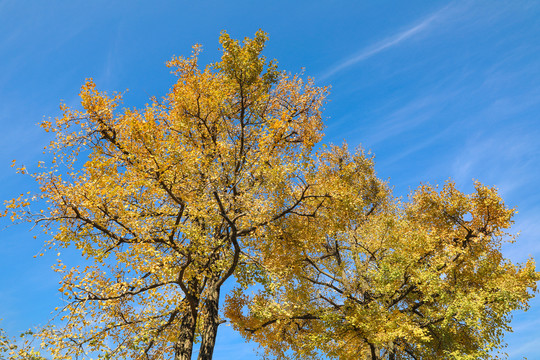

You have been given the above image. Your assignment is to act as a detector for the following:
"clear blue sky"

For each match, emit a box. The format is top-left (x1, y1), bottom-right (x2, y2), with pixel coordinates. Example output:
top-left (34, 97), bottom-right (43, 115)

top-left (1, 1), bottom-right (539, 358)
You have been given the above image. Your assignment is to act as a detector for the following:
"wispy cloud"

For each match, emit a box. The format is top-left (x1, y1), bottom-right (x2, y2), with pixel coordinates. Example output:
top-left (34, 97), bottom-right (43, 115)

top-left (319, 5), bottom-right (452, 81)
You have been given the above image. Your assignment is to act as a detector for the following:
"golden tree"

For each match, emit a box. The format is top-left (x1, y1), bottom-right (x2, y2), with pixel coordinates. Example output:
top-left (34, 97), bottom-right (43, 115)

top-left (226, 146), bottom-right (539, 360)
top-left (4, 31), bottom-right (538, 360)
top-left (5, 31), bottom-right (327, 360)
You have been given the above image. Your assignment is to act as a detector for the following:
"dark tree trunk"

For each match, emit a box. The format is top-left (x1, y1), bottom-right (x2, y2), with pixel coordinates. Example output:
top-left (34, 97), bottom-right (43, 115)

top-left (369, 343), bottom-right (378, 360)
top-left (197, 286), bottom-right (221, 360)
top-left (174, 288), bottom-right (199, 360)
top-left (174, 304), bottom-right (198, 360)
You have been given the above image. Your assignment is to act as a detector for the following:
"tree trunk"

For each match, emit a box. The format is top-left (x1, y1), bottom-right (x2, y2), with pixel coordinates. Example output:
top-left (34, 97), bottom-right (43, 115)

top-left (369, 343), bottom-right (378, 360)
top-left (197, 286), bottom-right (221, 360)
top-left (174, 306), bottom-right (198, 360)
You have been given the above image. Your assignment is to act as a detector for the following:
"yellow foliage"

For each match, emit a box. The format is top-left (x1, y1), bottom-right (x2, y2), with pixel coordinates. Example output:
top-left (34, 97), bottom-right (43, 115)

top-left (3, 31), bottom-right (537, 360)
top-left (226, 171), bottom-right (538, 360)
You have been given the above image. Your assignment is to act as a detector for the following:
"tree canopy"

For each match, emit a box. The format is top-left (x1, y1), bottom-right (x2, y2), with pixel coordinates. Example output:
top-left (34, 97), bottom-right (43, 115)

top-left (3, 31), bottom-right (538, 360)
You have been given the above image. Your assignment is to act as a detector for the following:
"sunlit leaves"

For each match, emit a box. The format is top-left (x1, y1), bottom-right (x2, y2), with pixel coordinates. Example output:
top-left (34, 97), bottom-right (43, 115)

top-left (227, 166), bottom-right (538, 359)
top-left (3, 30), bottom-right (537, 360)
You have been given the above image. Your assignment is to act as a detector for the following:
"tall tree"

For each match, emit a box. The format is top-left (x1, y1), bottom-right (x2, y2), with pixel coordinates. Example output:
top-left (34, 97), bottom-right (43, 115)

top-left (4, 31), bottom-right (327, 360)
top-left (226, 146), bottom-right (539, 360)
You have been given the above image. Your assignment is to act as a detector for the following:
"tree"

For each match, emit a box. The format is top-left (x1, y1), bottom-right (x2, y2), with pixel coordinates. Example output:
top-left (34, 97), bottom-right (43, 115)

top-left (226, 148), bottom-right (539, 360)
top-left (3, 31), bottom-right (538, 360)
top-left (4, 31), bottom-right (327, 360)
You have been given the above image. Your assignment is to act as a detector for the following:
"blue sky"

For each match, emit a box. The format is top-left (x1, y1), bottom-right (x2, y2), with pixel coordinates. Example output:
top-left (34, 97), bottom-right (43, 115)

top-left (1, 1), bottom-right (539, 358)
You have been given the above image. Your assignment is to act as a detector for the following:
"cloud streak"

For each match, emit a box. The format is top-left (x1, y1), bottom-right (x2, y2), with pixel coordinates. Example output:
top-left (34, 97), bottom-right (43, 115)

top-left (319, 5), bottom-right (451, 80)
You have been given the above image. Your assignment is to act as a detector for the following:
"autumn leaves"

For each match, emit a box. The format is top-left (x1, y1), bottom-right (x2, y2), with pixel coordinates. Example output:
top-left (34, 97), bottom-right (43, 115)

top-left (2, 31), bottom-right (538, 360)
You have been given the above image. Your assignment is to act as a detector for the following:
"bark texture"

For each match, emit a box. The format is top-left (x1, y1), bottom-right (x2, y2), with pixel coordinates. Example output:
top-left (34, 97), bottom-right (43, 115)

top-left (197, 286), bottom-right (221, 360)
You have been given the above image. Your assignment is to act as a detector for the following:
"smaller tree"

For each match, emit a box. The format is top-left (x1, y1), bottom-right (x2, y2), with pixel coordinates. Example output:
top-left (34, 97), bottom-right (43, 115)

top-left (226, 145), bottom-right (539, 360)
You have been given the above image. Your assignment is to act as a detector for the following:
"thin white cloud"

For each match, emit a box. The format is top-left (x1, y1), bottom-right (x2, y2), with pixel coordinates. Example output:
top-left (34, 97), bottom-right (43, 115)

top-left (506, 332), bottom-right (540, 360)
top-left (319, 5), bottom-right (451, 81)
